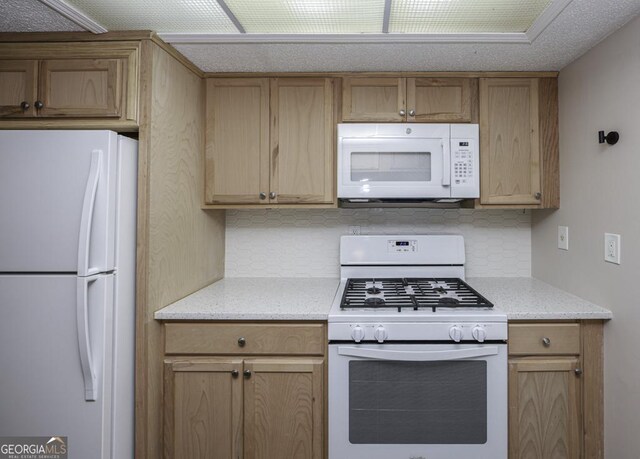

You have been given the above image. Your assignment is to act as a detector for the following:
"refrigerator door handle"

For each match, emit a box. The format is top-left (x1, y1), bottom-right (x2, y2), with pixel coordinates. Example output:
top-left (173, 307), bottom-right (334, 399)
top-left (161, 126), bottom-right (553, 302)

top-left (77, 150), bottom-right (102, 277)
top-left (77, 275), bottom-right (99, 401)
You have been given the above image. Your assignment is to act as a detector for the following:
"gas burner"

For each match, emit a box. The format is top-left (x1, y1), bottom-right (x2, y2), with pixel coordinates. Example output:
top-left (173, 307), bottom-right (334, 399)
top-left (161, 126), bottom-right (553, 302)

top-left (438, 297), bottom-right (460, 307)
top-left (364, 297), bottom-right (386, 307)
top-left (366, 287), bottom-right (381, 295)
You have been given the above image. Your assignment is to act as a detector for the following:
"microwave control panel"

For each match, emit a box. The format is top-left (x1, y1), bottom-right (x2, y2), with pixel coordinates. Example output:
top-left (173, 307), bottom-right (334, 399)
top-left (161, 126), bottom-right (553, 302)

top-left (452, 141), bottom-right (474, 185)
top-left (387, 240), bottom-right (417, 253)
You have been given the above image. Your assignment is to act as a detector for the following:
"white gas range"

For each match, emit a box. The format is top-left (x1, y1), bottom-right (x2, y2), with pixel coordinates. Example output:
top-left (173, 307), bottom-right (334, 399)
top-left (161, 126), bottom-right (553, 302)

top-left (328, 235), bottom-right (507, 459)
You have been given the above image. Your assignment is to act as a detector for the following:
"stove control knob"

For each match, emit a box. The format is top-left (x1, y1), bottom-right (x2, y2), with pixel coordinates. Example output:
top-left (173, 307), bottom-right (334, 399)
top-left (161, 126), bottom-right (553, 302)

top-left (472, 326), bottom-right (487, 343)
top-left (351, 325), bottom-right (365, 343)
top-left (373, 325), bottom-right (388, 343)
top-left (449, 325), bottom-right (463, 343)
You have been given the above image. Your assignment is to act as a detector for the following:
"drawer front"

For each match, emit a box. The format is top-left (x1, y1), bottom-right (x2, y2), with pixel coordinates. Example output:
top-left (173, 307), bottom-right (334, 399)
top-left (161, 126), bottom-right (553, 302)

top-left (165, 322), bottom-right (325, 355)
top-left (508, 323), bottom-right (580, 355)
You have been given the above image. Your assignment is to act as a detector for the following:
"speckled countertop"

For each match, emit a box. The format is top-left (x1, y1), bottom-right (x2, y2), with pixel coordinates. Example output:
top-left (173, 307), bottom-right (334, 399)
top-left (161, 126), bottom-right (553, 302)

top-left (154, 277), bottom-right (340, 321)
top-left (154, 276), bottom-right (612, 321)
top-left (466, 277), bottom-right (612, 320)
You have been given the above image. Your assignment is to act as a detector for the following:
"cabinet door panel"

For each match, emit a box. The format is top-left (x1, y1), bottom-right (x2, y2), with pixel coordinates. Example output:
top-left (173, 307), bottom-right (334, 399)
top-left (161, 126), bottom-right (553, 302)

top-left (480, 78), bottom-right (541, 205)
top-left (270, 78), bottom-right (334, 204)
top-left (407, 77), bottom-right (472, 122)
top-left (205, 78), bottom-right (270, 204)
top-left (164, 359), bottom-right (243, 459)
top-left (39, 59), bottom-right (122, 117)
top-left (342, 77), bottom-right (405, 122)
top-left (0, 60), bottom-right (37, 117)
top-left (509, 358), bottom-right (581, 459)
top-left (244, 358), bottom-right (323, 459)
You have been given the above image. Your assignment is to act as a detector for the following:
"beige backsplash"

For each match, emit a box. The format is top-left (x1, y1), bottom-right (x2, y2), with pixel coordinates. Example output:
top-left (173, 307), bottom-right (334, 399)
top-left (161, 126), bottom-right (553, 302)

top-left (225, 208), bottom-right (531, 278)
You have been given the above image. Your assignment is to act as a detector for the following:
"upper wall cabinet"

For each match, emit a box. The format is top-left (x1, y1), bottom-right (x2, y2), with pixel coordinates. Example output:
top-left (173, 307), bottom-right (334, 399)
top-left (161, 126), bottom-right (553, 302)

top-left (205, 77), bottom-right (336, 208)
top-left (0, 43), bottom-right (139, 127)
top-left (479, 78), bottom-right (559, 208)
top-left (342, 76), bottom-right (475, 123)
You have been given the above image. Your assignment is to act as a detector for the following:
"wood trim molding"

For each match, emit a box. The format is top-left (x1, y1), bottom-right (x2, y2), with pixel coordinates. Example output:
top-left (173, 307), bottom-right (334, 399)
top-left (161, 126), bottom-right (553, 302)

top-left (38, 0), bottom-right (108, 33)
top-left (203, 71), bottom-right (559, 78)
top-left (581, 321), bottom-right (604, 459)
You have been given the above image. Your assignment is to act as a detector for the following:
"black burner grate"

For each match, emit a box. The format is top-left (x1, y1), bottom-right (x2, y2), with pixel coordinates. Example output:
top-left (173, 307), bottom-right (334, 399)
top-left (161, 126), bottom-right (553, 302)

top-left (340, 278), bottom-right (493, 312)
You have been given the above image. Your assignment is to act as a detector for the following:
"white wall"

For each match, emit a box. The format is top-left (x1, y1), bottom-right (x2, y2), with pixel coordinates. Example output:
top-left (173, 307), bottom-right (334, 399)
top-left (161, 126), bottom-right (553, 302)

top-left (226, 208), bottom-right (531, 278)
top-left (531, 15), bottom-right (640, 458)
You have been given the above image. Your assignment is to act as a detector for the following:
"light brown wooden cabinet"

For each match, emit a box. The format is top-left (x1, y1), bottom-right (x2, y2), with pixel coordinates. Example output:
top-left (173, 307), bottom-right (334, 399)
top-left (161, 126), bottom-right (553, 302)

top-left (163, 322), bottom-right (326, 459)
top-left (479, 78), bottom-right (559, 208)
top-left (0, 56), bottom-right (134, 120)
top-left (0, 42), bottom-right (140, 128)
top-left (205, 77), bottom-right (336, 207)
top-left (342, 76), bottom-right (474, 123)
top-left (508, 322), bottom-right (604, 459)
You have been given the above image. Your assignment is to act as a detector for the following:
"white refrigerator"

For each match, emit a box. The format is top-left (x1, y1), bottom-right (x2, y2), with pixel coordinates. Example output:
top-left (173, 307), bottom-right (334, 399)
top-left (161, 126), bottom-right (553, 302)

top-left (0, 130), bottom-right (137, 459)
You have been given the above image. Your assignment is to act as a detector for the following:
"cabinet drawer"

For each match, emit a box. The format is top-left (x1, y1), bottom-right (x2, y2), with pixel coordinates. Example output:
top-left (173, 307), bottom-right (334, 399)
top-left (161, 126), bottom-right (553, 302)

top-left (165, 322), bottom-right (325, 355)
top-left (509, 323), bottom-right (580, 355)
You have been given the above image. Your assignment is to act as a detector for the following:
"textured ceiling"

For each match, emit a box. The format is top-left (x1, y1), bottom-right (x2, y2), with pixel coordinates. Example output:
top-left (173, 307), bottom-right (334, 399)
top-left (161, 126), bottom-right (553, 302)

top-left (0, 0), bottom-right (82, 32)
top-left (1, 0), bottom-right (640, 71)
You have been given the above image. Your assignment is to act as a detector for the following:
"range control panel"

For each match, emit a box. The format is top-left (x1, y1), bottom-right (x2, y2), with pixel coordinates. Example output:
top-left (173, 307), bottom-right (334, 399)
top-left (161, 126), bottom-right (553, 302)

top-left (387, 239), bottom-right (417, 253)
top-left (453, 140), bottom-right (474, 185)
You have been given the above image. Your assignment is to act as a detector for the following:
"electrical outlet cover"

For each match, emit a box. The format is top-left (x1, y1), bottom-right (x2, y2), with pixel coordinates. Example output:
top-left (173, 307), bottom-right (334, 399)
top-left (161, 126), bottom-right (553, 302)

top-left (558, 226), bottom-right (569, 250)
top-left (604, 233), bottom-right (621, 264)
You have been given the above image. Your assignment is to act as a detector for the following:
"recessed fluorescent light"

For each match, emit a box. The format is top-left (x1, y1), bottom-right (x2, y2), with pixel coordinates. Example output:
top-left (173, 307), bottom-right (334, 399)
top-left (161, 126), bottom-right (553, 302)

top-left (224, 0), bottom-right (385, 33)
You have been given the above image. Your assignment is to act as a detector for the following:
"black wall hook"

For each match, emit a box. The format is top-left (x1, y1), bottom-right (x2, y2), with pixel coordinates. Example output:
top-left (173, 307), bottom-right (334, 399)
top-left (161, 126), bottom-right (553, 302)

top-left (599, 131), bottom-right (619, 145)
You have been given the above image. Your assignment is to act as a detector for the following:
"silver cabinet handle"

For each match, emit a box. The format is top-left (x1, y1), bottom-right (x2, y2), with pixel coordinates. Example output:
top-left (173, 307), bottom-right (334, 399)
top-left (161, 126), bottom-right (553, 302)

top-left (34, 100), bottom-right (44, 109)
top-left (535, 192), bottom-right (542, 200)
top-left (409, 109), bottom-right (415, 116)
top-left (399, 109), bottom-right (406, 116)
top-left (542, 337), bottom-right (551, 347)
top-left (269, 191), bottom-right (276, 199)
top-left (20, 101), bottom-right (30, 110)
top-left (259, 192), bottom-right (266, 200)
top-left (237, 337), bottom-right (246, 347)
top-left (243, 370), bottom-right (252, 379)
top-left (575, 368), bottom-right (583, 376)
top-left (231, 369), bottom-right (239, 378)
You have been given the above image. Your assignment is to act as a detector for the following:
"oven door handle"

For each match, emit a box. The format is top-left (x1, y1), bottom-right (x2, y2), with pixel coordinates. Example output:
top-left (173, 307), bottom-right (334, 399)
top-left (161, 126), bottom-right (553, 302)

top-left (337, 346), bottom-right (499, 361)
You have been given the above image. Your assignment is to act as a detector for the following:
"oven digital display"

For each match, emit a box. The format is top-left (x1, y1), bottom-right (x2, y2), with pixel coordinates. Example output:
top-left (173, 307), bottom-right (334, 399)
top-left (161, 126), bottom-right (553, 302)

top-left (388, 240), bottom-right (417, 253)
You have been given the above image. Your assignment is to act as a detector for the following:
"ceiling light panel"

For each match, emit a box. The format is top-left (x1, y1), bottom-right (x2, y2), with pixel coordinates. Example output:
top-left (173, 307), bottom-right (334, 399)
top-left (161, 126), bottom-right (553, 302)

top-left (224, 0), bottom-right (386, 33)
top-left (390, 0), bottom-right (554, 33)
top-left (62, 0), bottom-right (239, 33)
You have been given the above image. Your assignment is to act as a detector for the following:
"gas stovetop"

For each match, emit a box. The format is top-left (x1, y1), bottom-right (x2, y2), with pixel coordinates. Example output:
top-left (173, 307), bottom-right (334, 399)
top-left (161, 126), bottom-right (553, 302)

top-left (328, 235), bottom-right (507, 343)
top-left (340, 277), bottom-right (493, 312)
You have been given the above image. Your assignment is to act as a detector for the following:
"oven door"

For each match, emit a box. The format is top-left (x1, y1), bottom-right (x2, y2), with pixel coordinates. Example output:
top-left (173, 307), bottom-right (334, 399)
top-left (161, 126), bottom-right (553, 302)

top-left (328, 343), bottom-right (507, 459)
top-left (338, 136), bottom-right (451, 199)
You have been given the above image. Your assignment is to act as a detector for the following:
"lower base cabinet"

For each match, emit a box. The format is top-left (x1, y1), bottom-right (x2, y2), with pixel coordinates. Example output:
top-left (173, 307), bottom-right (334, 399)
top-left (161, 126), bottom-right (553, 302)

top-left (508, 321), bottom-right (604, 459)
top-left (509, 358), bottom-right (582, 459)
top-left (162, 322), bottom-right (326, 459)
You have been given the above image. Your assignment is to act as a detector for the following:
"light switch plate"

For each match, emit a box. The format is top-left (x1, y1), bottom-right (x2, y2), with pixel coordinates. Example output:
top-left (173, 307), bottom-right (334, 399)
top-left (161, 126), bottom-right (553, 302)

top-left (558, 226), bottom-right (569, 250)
top-left (604, 233), bottom-right (621, 264)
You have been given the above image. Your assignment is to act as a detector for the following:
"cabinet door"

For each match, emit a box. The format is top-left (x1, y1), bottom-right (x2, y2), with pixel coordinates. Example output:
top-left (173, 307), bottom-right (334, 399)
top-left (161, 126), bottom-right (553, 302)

top-left (205, 78), bottom-right (270, 204)
top-left (342, 77), bottom-right (406, 122)
top-left (164, 359), bottom-right (243, 459)
top-left (407, 77), bottom-right (472, 122)
top-left (509, 358), bottom-right (582, 459)
top-left (38, 59), bottom-right (123, 117)
top-left (270, 78), bottom-right (335, 204)
top-left (0, 60), bottom-right (37, 117)
top-left (480, 78), bottom-right (541, 205)
top-left (244, 358), bottom-right (324, 459)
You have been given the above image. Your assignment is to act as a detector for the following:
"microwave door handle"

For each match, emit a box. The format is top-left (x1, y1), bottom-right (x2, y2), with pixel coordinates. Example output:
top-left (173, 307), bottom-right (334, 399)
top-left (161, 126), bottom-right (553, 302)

top-left (337, 346), bottom-right (499, 361)
top-left (442, 141), bottom-right (451, 186)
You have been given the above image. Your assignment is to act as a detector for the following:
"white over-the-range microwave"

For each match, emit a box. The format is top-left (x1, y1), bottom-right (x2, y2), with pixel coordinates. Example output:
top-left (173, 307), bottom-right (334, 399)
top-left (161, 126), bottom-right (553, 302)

top-left (337, 123), bottom-right (479, 205)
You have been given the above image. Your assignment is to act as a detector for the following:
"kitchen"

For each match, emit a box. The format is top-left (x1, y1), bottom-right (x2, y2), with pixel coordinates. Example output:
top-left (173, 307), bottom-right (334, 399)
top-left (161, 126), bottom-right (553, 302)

top-left (1, 0), bottom-right (640, 458)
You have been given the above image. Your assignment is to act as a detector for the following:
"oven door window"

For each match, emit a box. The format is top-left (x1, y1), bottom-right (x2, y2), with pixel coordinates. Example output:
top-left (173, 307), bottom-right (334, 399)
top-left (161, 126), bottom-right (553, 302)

top-left (350, 151), bottom-right (432, 182)
top-left (349, 360), bottom-right (487, 444)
